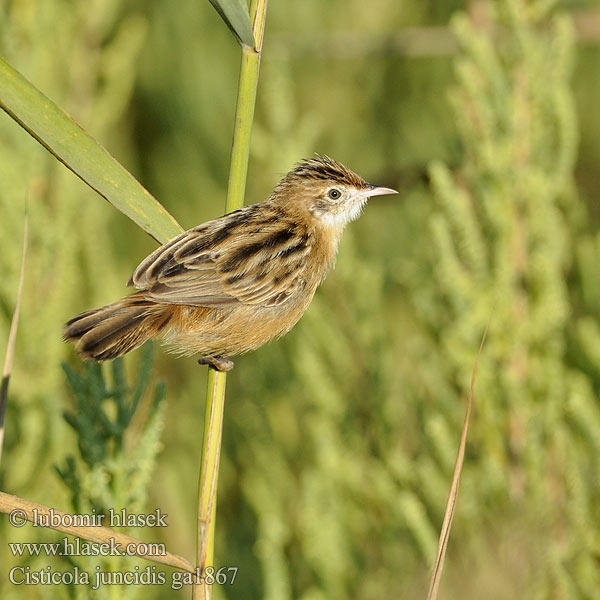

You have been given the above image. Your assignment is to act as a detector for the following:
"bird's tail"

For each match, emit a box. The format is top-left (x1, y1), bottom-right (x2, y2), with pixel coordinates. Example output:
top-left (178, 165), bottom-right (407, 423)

top-left (64, 294), bottom-right (172, 361)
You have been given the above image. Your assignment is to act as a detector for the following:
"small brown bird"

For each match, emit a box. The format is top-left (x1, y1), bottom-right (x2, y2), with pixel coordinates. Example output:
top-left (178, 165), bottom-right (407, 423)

top-left (64, 156), bottom-right (397, 371)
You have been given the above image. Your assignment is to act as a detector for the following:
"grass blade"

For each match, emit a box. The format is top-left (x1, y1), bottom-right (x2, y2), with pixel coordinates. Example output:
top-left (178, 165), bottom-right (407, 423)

top-left (0, 57), bottom-right (183, 244)
top-left (427, 321), bottom-right (490, 599)
top-left (0, 214), bottom-right (28, 466)
top-left (208, 0), bottom-right (256, 47)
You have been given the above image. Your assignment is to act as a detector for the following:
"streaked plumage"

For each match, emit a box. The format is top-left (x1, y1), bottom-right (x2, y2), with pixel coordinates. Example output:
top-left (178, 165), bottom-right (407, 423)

top-left (64, 156), bottom-right (397, 370)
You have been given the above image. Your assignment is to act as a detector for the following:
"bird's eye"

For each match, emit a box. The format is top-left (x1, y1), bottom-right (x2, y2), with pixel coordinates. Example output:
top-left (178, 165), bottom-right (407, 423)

top-left (328, 188), bottom-right (341, 200)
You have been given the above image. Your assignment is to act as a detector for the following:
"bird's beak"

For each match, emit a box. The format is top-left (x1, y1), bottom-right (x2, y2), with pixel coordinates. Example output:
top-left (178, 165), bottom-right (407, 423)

top-left (361, 184), bottom-right (398, 199)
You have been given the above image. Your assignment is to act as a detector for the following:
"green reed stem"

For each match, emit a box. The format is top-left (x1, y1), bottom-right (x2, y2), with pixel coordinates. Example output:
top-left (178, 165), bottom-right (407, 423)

top-left (195, 369), bottom-right (227, 572)
top-left (225, 14), bottom-right (267, 210)
top-left (194, 2), bottom-right (268, 599)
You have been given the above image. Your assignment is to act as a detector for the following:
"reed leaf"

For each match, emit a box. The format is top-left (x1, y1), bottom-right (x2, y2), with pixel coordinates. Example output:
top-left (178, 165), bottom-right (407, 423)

top-left (0, 56), bottom-right (182, 244)
top-left (208, 0), bottom-right (256, 47)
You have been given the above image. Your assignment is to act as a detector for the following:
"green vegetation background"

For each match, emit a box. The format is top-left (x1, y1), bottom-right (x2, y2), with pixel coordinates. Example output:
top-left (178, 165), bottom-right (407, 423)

top-left (1, 0), bottom-right (600, 598)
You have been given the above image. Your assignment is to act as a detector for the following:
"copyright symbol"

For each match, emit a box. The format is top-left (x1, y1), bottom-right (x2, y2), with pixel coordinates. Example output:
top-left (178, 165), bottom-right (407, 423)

top-left (9, 509), bottom-right (27, 527)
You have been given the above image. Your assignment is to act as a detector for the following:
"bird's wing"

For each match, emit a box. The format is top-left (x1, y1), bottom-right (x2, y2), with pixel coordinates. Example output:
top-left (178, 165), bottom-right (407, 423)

top-left (128, 205), bottom-right (312, 307)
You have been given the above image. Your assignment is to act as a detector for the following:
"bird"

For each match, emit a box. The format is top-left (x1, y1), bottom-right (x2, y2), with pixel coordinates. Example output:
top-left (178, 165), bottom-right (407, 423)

top-left (64, 156), bottom-right (397, 371)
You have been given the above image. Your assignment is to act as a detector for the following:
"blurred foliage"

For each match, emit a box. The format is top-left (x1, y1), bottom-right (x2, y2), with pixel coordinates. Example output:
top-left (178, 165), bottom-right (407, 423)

top-left (407, 4), bottom-right (600, 597)
top-left (57, 344), bottom-right (165, 515)
top-left (1, 0), bottom-right (600, 599)
top-left (56, 344), bottom-right (166, 600)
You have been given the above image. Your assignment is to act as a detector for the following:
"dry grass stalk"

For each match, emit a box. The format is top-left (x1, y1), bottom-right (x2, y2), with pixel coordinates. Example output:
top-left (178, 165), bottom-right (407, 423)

top-left (427, 322), bottom-right (490, 599)
top-left (0, 214), bottom-right (28, 466)
top-left (0, 491), bottom-right (195, 573)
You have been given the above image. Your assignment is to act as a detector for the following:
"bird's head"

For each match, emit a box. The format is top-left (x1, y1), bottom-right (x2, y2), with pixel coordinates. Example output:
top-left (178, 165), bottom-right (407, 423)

top-left (272, 156), bottom-right (397, 232)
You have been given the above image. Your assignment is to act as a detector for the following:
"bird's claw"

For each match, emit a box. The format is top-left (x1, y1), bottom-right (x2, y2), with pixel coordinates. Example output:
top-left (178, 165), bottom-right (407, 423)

top-left (197, 356), bottom-right (234, 372)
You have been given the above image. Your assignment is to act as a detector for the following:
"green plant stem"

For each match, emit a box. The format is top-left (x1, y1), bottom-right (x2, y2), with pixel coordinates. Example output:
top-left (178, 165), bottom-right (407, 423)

top-left (226, 50), bottom-right (263, 211)
top-left (196, 369), bottom-right (227, 573)
top-left (193, 2), bottom-right (268, 599)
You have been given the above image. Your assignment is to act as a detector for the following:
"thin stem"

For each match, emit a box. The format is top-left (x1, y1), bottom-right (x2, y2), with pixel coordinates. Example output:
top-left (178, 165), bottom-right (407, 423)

top-left (194, 369), bottom-right (227, 600)
top-left (0, 213), bottom-right (27, 467)
top-left (193, 2), bottom-right (268, 599)
top-left (225, 0), bottom-right (268, 213)
top-left (0, 491), bottom-right (195, 573)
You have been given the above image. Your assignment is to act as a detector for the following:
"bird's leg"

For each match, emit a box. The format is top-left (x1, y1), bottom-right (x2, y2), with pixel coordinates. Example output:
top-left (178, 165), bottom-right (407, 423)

top-left (197, 356), bottom-right (234, 372)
